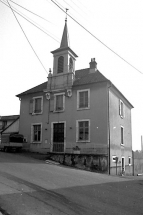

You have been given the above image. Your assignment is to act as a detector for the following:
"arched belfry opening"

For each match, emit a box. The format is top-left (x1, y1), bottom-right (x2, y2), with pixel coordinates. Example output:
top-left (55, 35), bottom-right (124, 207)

top-left (58, 56), bottom-right (64, 73)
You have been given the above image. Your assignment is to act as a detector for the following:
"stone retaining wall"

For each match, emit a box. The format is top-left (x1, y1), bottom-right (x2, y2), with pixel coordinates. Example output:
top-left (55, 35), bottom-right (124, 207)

top-left (48, 153), bottom-right (108, 173)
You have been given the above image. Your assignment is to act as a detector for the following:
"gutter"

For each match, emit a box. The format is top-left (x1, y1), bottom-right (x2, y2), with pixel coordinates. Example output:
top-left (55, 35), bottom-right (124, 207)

top-left (108, 83), bottom-right (112, 175)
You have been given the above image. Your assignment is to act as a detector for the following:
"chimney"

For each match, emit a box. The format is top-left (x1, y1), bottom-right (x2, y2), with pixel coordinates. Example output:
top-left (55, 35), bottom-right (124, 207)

top-left (89, 58), bottom-right (97, 73)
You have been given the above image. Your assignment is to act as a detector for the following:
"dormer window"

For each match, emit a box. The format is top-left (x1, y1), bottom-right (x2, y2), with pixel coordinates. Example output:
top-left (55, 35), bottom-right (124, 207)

top-left (58, 56), bottom-right (64, 73)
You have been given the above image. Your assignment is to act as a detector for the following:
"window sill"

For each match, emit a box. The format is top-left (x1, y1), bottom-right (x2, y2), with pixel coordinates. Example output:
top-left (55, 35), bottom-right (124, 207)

top-left (77, 107), bottom-right (90, 111)
top-left (32, 112), bottom-right (43, 115)
top-left (31, 141), bottom-right (42, 144)
top-left (120, 115), bottom-right (124, 119)
top-left (54, 110), bottom-right (64, 113)
top-left (76, 140), bottom-right (90, 143)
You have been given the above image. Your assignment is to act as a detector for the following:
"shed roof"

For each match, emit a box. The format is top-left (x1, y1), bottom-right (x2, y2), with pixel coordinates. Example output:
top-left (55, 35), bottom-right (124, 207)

top-left (0, 115), bottom-right (19, 121)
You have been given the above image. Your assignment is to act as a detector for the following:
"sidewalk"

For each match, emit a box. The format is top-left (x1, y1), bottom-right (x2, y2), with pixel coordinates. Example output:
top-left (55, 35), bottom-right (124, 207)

top-left (19, 150), bottom-right (48, 161)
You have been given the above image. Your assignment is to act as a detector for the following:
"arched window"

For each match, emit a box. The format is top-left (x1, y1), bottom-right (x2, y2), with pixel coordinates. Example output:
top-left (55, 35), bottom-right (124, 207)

top-left (69, 57), bottom-right (73, 71)
top-left (58, 56), bottom-right (64, 73)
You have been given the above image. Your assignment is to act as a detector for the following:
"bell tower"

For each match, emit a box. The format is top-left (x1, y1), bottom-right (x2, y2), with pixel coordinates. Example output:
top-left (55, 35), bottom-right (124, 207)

top-left (47, 17), bottom-right (78, 91)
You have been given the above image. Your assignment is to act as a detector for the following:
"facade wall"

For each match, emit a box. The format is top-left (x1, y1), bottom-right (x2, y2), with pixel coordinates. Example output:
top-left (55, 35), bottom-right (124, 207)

top-left (19, 82), bottom-right (133, 175)
top-left (19, 92), bottom-right (49, 152)
top-left (109, 89), bottom-right (133, 175)
top-left (48, 82), bottom-right (108, 154)
top-left (19, 82), bottom-right (108, 154)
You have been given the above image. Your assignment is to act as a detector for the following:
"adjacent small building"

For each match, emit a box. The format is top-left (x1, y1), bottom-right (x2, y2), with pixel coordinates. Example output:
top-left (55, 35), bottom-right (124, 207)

top-left (17, 20), bottom-right (133, 175)
top-left (0, 115), bottom-right (19, 135)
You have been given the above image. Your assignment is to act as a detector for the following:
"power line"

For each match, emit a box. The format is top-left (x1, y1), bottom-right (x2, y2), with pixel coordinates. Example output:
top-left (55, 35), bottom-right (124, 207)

top-left (62, 0), bottom-right (87, 19)
top-left (51, 0), bottom-right (143, 74)
top-left (9, 0), bottom-right (54, 24)
top-left (6, 0), bottom-right (48, 74)
top-left (1, 0), bottom-right (60, 43)
top-left (70, 0), bottom-right (89, 17)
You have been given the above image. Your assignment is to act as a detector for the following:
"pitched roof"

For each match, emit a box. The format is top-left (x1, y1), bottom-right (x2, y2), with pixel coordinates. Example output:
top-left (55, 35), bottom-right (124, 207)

top-left (16, 82), bottom-right (47, 97)
top-left (15, 68), bottom-right (133, 108)
top-left (16, 70), bottom-right (108, 97)
top-left (74, 68), bottom-right (109, 86)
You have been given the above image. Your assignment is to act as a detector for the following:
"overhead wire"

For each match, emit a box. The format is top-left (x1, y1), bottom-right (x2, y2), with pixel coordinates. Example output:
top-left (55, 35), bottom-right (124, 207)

top-left (1, 0), bottom-right (60, 43)
top-left (5, 0), bottom-right (48, 74)
top-left (61, 0), bottom-right (89, 22)
top-left (9, 0), bottom-right (54, 24)
top-left (70, 0), bottom-right (89, 17)
top-left (75, 0), bottom-right (92, 14)
top-left (51, 0), bottom-right (143, 74)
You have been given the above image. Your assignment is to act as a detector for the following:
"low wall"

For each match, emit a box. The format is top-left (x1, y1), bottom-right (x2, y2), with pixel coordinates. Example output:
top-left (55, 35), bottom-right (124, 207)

top-left (48, 153), bottom-right (108, 173)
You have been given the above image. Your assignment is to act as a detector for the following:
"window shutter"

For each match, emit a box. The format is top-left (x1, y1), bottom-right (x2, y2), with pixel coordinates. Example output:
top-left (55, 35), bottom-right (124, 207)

top-left (31, 125), bottom-right (33, 143)
top-left (50, 94), bottom-right (54, 112)
top-left (41, 97), bottom-right (43, 113)
top-left (29, 99), bottom-right (33, 114)
top-left (123, 105), bottom-right (125, 118)
top-left (119, 100), bottom-right (121, 116)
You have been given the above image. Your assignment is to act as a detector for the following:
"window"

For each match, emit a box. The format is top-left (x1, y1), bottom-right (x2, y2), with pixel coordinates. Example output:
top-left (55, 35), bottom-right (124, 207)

top-left (0, 121), bottom-right (7, 129)
top-left (69, 57), bottom-right (73, 71)
top-left (76, 120), bottom-right (90, 142)
top-left (77, 89), bottom-right (90, 109)
top-left (3, 121), bottom-right (7, 128)
top-left (54, 93), bottom-right (65, 112)
top-left (121, 126), bottom-right (124, 145)
top-left (33, 96), bottom-right (43, 114)
top-left (31, 124), bottom-right (42, 143)
top-left (119, 100), bottom-right (124, 118)
top-left (128, 157), bottom-right (131, 166)
top-left (58, 56), bottom-right (64, 73)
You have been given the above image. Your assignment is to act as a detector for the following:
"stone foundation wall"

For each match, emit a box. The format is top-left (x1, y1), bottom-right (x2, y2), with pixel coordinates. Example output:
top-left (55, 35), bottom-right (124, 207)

top-left (48, 153), bottom-right (108, 173)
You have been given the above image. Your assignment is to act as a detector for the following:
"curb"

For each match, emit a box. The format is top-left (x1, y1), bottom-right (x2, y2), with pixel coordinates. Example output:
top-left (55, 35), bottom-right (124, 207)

top-left (45, 160), bottom-right (60, 165)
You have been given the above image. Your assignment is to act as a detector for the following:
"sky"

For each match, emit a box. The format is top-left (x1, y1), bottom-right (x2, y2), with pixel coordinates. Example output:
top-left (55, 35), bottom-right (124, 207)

top-left (0, 0), bottom-right (143, 151)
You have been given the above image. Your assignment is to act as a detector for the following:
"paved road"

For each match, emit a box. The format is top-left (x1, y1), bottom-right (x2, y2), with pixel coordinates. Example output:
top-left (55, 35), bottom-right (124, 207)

top-left (0, 152), bottom-right (143, 215)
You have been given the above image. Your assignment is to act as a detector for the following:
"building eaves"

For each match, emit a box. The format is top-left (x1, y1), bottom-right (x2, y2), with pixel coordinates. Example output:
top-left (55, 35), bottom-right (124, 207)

top-left (51, 47), bottom-right (78, 58)
top-left (74, 68), bottom-right (133, 108)
top-left (110, 82), bottom-right (134, 109)
top-left (16, 82), bottom-right (47, 97)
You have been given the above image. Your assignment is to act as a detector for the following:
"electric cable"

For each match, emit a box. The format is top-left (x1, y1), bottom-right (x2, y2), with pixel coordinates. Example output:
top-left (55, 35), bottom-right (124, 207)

top-left (6, 0), bottom-right (48, 74)
top-left (1, 0), bottom-right (60, 43)
top-left (9, 0), bottom-right (54, 24)
top-left (61, 0), bottom-right (88, 21)
top-left (51, 0), bottom-right (143, 74)
top-left (70, 0), bottom-right (89, 17)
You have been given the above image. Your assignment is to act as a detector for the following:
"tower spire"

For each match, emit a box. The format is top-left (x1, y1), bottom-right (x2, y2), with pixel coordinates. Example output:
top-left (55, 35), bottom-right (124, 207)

top-left (60, 8), bottom-right (69, 48)
top-left (65, 8), bottom-right (69, 22)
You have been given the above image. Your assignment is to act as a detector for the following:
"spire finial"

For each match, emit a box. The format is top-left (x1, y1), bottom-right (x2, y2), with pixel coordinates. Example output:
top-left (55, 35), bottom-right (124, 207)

top-left (65, 8), bottom-right (69, 22)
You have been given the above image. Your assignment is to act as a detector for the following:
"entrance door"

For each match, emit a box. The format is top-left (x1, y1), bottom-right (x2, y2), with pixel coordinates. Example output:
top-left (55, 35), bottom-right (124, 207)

top-left (121, 157), bottom-right (125, 174)
top-left (53, 123), bottom-right (64, 152)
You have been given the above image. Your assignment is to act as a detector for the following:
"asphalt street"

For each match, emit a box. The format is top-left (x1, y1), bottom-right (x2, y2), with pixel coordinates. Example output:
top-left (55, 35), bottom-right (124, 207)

top-left (0, 151), bottom-right (143, 215)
